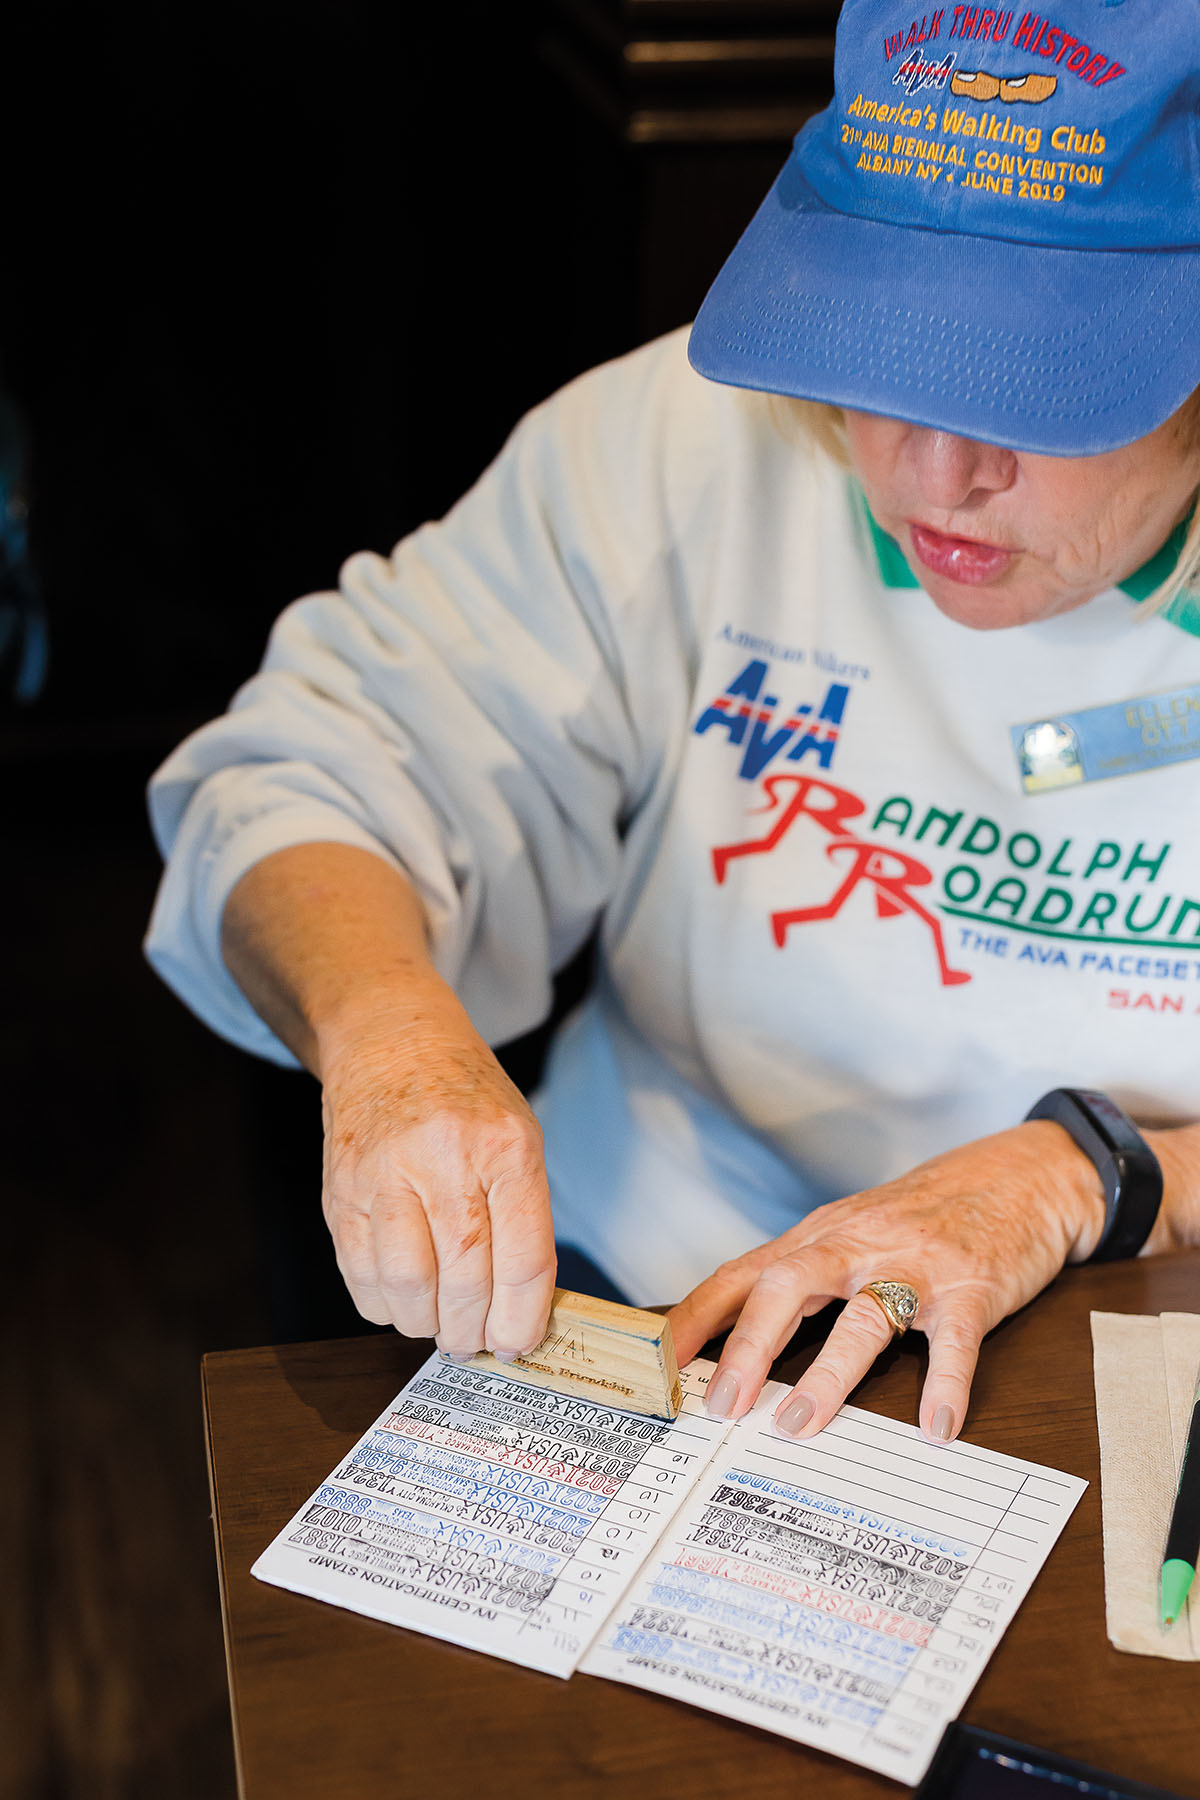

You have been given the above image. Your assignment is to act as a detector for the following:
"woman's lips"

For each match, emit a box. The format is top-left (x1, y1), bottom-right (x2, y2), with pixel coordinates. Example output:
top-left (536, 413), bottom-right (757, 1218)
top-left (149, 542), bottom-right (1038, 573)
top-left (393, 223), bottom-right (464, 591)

top-left (907, 521), bottom-right (1015, 585)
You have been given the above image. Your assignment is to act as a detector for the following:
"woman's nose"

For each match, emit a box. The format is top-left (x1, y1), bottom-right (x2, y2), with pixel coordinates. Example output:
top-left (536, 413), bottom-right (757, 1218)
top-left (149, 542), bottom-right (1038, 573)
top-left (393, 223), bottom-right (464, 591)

top-left (906, 428), bottom-right (1018, 511)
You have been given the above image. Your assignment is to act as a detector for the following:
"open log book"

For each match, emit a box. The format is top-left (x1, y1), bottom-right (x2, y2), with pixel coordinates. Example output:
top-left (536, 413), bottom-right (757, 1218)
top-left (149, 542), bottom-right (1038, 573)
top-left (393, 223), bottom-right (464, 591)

top-left (252, 1352), bottom-right (1084, 1785)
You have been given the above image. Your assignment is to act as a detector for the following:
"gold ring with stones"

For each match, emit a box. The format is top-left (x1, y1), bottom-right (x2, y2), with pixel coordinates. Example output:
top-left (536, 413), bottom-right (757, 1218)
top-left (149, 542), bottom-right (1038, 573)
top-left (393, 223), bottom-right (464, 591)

top-left (859, 1280), bottom-right (920, 1338)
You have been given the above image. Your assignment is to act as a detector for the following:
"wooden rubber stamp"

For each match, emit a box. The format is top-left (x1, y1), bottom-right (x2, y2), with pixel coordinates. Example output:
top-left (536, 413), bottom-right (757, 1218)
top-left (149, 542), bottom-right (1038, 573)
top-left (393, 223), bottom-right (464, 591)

top-left (461, 1289), bottom-right (682, 1420)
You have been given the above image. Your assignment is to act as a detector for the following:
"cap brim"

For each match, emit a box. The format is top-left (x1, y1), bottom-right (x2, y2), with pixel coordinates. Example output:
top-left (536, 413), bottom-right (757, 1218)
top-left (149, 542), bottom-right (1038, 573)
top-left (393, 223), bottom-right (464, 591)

top-left (689, 157), bottom-right (1200, 455)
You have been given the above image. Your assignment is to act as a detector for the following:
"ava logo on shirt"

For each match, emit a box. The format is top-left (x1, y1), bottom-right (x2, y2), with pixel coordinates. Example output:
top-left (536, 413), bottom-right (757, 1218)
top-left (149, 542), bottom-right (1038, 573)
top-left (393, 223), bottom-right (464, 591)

top-left (692, 657), bottom-right (852, 780)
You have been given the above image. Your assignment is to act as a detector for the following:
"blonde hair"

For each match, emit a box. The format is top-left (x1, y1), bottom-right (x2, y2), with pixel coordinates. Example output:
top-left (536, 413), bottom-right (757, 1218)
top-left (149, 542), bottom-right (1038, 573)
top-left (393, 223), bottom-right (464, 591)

top-left (770, 392), bottom-right (1200, 619)
top-left (1157, 386), bottom-right (1200, 616)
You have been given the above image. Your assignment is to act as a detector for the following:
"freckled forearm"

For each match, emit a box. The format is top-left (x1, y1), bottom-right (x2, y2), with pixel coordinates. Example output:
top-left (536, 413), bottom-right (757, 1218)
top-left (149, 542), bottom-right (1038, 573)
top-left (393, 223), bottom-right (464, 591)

top-left (220, 842), bottom-right (459, 1080)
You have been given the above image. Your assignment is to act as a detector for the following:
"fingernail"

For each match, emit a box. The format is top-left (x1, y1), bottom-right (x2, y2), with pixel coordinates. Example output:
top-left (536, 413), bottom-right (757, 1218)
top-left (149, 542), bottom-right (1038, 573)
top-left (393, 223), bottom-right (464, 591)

top-left (931, 1405), bottom-right (956, 1442)
top-left (491, 1350), bottom-right (521, 1365)
top-left (705, 1370), bottom-right (741, 1420)
top-left (439, 1348), bottom-right (476, 1364)
top-left (775, 1393), bottom-right (815, 1438)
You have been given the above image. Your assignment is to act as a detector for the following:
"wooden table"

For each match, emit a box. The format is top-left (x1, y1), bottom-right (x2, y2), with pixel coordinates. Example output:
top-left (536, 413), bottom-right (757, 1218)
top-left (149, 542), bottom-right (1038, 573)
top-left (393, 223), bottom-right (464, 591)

top-left (203, 1252), bottom-right (1200, 1800)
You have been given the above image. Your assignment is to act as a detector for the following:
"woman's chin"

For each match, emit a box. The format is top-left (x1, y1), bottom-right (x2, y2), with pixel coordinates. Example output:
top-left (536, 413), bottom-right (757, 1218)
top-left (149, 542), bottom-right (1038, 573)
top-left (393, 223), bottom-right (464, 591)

top-left (916, 568), bottom-right (1072, 631)
top-left (921, 580), bottom-right (1031, 629)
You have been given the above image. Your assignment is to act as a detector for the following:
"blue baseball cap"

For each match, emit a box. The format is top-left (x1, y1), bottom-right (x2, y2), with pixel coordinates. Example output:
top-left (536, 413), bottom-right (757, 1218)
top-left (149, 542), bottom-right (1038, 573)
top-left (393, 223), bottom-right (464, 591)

top-left (688, 0), bottom-right (1200, 454)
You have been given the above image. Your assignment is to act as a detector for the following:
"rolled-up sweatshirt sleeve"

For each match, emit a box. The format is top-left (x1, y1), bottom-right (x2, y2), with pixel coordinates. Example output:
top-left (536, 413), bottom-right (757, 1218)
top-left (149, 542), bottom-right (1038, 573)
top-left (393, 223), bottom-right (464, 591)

top-left (145, 331), bottom-right (715, 1065)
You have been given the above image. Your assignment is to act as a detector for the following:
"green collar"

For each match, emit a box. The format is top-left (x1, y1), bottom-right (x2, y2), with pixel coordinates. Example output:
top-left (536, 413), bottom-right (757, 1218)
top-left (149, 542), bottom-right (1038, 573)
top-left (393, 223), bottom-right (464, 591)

top-left (858, 487), bottom-right (1200, 636)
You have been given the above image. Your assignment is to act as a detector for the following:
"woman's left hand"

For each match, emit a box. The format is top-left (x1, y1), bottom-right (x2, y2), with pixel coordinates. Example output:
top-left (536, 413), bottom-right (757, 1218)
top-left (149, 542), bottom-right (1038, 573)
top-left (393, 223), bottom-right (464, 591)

top-left (667, 1120), bottom-right (1107, 1444)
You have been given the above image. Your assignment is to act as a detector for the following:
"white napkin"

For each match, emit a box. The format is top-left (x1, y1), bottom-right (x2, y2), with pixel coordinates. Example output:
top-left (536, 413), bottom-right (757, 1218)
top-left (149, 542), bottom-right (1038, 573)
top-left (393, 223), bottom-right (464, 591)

top-left (1091, 1311), bottom-right (1200, 1660)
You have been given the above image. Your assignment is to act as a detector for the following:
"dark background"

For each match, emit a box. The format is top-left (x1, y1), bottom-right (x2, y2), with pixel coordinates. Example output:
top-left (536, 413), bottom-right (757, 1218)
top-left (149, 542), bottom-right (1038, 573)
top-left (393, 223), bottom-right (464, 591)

top-left (0, 4), bottom-right (835, 1793)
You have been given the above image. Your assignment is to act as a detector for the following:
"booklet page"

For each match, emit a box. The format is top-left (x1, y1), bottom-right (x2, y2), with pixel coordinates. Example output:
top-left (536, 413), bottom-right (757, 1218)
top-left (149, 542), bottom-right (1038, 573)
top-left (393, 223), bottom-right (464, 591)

top-left (251, 1350), bottom-right (729, 1677)
top-left (581, 1386), bottom-right (1087, 1782)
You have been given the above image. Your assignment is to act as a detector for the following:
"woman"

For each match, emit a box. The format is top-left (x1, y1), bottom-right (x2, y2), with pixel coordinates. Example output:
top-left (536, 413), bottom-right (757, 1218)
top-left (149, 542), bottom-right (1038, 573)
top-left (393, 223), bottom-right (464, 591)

top-left (146, 0), bottom-right (1200, 1444)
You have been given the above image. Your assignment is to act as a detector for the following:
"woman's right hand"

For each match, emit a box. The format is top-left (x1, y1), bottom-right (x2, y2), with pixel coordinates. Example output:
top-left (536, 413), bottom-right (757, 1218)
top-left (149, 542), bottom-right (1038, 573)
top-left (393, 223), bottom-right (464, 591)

top-left (220, 843), bottom-right (558, 1358)
top-left (316, 975), bottom-right (557, 1359)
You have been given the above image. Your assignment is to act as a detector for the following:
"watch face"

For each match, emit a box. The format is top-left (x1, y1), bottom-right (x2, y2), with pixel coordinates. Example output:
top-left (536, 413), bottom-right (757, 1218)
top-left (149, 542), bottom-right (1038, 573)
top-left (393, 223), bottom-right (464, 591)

top-left (1025, 1090), bottom-right (1161, 1263)
top-left (1081, 1091), bottom-right (1137, 1145)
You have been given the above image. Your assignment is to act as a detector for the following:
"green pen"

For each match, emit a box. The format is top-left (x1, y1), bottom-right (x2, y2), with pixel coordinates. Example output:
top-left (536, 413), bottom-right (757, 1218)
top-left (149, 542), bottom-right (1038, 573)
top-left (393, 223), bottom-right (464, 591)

top-left (1161, 1373), bottom-right (1200, 1628)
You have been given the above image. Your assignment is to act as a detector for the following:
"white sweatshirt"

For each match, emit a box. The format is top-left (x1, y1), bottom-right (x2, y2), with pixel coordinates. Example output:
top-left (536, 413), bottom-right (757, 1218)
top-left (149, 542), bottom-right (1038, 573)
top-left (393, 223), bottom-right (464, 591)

top-left (147, 329), bottom-right (1200, 1304)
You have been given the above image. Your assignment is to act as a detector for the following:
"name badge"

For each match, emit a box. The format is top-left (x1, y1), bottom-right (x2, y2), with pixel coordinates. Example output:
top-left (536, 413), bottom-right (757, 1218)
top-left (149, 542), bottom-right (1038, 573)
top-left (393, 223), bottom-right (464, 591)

top-left (1012, 683), bottom-right (1200, 794)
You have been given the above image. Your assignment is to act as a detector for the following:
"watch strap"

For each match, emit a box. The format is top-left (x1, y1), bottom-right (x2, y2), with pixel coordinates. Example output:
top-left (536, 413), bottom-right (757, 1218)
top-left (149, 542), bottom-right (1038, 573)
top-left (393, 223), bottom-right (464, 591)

top-left (1024, 1087), bottom-right (1162, 1263)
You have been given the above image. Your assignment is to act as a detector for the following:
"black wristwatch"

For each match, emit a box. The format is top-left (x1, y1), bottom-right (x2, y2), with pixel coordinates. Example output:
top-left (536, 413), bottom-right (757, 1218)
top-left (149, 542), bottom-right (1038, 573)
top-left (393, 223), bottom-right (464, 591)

top-left (1024, 1087), bottom-right (1162, 1262)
